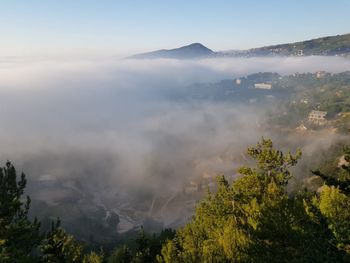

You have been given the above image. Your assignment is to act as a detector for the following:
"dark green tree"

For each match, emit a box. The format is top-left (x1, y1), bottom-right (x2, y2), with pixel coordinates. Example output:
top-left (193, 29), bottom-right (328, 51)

top-left (313, 146), bottom-right (350, 195)
top-left (108, 245), bottom-right (133, 263)
top-left (0, 161), bottom-right (41, 262)
top-left (40, 219), bottom-right (85, 262)
top-left (313, 146), bottom-right (350, 259)
top-left (0, 161), bottom-right (104, 262)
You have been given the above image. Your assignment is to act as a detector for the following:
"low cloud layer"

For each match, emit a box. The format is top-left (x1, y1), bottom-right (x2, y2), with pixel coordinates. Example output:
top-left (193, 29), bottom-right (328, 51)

top-left (0, 55), bottom-right (349, 226)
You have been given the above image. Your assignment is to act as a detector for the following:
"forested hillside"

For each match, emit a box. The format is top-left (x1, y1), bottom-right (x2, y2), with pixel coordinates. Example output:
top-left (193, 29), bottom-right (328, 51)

top-left (1, 138), bottom-right (349, 262)
top-left (224, 33), bottom-right (350, 57)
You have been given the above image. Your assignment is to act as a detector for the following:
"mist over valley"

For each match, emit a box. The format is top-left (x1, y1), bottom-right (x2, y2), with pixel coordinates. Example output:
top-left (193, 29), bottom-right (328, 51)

top-left (0, 53), bottom-right (349, 240)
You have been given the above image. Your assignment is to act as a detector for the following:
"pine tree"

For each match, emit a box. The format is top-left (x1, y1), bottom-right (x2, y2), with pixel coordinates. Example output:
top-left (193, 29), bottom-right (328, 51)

top-left (158, 138), bottom-right (343, 262)
top-left (313, 146), bottom-right (350, 195)
top-left (40, 219), bottom-right (85, 262)
top-left (313, 146), bottom-right (350, 259)
top-left (0, 161), bottom-right (41, 262)
top-left (108, 245), bottom-right (133, 263)
top-left (0, 161), bottom-right (104, 262)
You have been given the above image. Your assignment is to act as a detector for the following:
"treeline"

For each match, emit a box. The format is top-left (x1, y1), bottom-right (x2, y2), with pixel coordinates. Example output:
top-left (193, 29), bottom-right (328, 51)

top-left (1, 138), bottom-right (349, 262)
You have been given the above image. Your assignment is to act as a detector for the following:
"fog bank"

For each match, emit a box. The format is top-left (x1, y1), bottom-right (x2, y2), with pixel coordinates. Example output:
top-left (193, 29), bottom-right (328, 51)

top-left (0, 55), bottom-right (349, 228)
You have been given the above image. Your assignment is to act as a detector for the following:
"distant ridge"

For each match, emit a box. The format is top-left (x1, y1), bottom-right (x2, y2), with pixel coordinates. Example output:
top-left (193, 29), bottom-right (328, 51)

top-left (222, 33), bottom-right (350, 57)
top-left (128, 43), bottom-right (214, 59)
top-left (128, 33), bottom-right (350, 59)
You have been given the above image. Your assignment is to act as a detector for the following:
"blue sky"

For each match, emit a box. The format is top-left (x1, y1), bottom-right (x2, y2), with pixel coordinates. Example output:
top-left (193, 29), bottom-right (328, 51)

top-left (1, 0), bottom-right (349, 56)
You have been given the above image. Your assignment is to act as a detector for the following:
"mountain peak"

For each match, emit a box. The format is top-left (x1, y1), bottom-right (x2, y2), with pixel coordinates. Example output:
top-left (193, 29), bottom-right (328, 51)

top-left (185, 42), bottom-right (210, 48)
top-left (129, 43), bottom-right (213, 59)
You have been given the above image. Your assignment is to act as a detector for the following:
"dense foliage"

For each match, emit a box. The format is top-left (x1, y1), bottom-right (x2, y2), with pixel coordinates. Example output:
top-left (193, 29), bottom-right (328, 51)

top-left (0, 161), bottom-right (41, 262)
top-left (0, 138), bottom-right (349, 262)
top-left (241, 33), bottom-right (350, 56)
top-left (0, 162), bottom-right (103, 262)
top-left (157, 138), bottom-right (350, 262)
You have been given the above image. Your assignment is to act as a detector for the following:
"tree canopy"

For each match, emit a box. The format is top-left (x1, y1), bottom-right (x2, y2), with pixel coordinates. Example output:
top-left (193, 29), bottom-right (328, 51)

top-left (1, 138), bottom-right (349, 262)
top-left (158, 138), bottom-right (349, 262)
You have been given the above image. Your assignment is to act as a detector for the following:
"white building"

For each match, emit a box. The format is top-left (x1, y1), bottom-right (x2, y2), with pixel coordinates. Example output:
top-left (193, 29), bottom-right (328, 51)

top-left (308, 110), bottom-right (327, 125)
top-left (316, 71), bottom-right (326, 78)
top-left (254, 83), bottom-right (272, 90)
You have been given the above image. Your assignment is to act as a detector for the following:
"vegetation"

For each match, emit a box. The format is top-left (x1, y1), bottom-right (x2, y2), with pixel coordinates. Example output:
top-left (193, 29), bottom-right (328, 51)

top-left (0, 161), bottom-right (41, 262)
top-left (1, 138), bottom-right (350, 262)
top-left (187, 71), bottom-right (350, 133)
top-left (266, 71), bottom-right (350, 130)
top-left (243, 33), bottom-right (350, 57)
top-left (0, 161), bottom-right (103, 262)
top-left (157, 138), bottom-right (350, 262)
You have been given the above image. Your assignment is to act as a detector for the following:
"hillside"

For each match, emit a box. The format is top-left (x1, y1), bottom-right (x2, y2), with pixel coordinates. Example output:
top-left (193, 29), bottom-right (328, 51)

top-left (223, 33), bottom-right (350, 57)
top-left (128, 43), bottom-right (214, 59)
top-left (130, 33), bottom-right (350, 59)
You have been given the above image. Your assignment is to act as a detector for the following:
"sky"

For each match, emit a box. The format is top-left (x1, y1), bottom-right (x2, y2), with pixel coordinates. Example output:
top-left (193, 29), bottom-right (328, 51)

top-left (0, 0), bottom-right (349, 56)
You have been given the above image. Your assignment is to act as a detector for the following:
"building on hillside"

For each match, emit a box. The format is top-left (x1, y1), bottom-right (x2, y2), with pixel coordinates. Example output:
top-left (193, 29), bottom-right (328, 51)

top-left (254, 83), bottom-right (272, 90)
top-left (300, 98), bottom-right (309, 104)
top-left (316, 71), bottom-right (326, 78)
top-left (296, 49), bottom-right (304, 56)
top-left (235, 78), bottom-right (241, 85)
top-left (308, 110), bottom-right (327, 125)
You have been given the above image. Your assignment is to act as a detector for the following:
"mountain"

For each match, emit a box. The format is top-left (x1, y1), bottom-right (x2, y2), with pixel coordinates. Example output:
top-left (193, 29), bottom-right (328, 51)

top-left (129, 33), bottom-right (350, 59)
top-left (128, 43), bottom-right (214, 59)
top-left (220, 33), bottom-right (350, 57)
